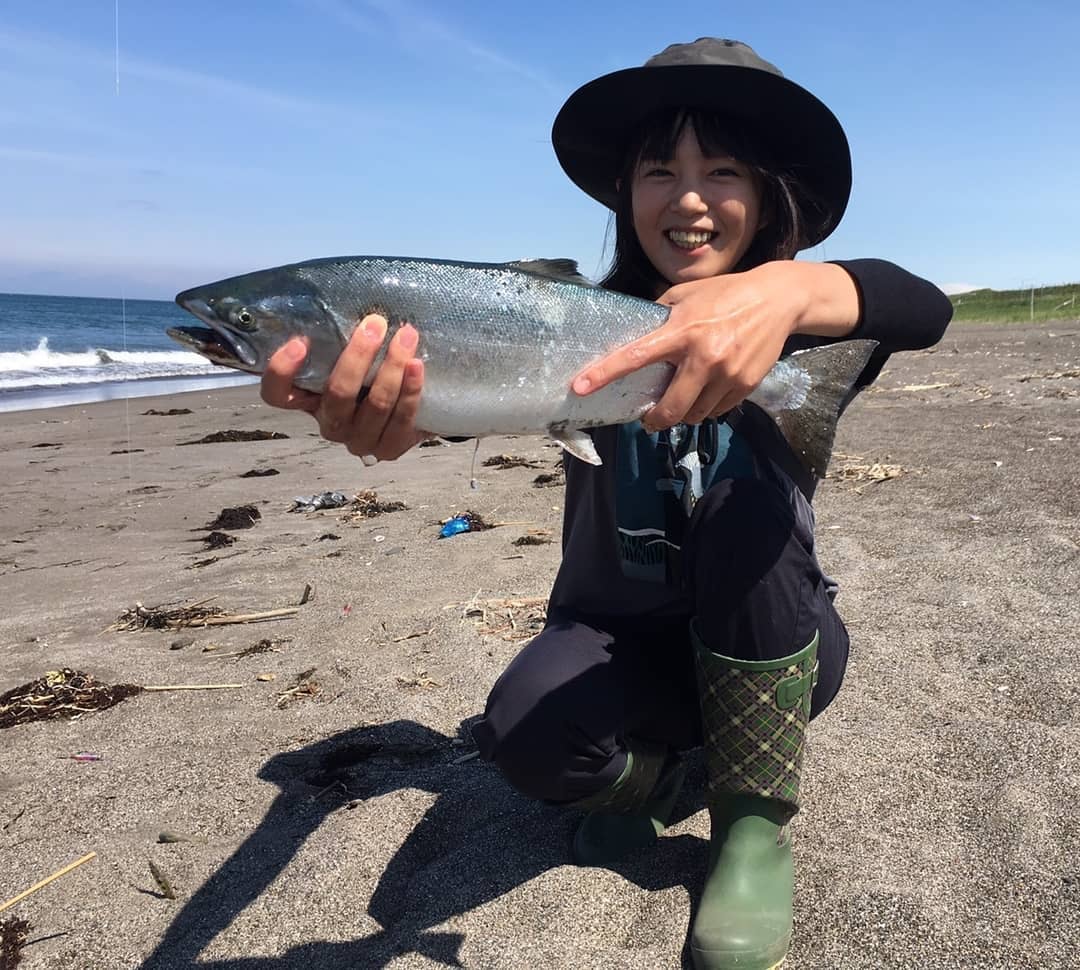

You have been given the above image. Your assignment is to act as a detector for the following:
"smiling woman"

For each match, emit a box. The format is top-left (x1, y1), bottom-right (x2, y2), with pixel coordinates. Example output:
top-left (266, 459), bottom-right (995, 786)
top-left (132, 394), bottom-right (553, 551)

top-left (603, 107), bottom-right (811, 299)
top-left (467, 38), bottom-right (954, 970)
top-left (247, 37), bottom-right (953, 970)
top-left (630, 128), bottom-right (763, 291)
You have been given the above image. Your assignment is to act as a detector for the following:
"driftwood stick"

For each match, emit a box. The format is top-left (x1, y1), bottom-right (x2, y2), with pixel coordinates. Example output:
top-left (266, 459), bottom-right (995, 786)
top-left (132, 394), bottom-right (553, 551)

top-left (141, 684), bottom-right (246, 692)
top-left (184, 608), bottom-right (298, 627)
top-left (391, 627), bottom-right (435, 643)
top-left (0, 851), bottom-right (97, 913)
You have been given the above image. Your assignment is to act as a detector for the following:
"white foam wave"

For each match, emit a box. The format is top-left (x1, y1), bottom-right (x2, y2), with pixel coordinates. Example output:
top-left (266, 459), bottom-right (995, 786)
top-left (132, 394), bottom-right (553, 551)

top-left (0, 336), bottom-right (226, 390)
top-left (0, 337), bottom-right (201, 371)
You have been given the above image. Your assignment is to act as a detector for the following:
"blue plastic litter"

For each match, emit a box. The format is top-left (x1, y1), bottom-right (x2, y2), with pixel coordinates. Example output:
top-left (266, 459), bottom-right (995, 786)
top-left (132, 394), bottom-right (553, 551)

top-left (440, 515), bottom-right (471, 538)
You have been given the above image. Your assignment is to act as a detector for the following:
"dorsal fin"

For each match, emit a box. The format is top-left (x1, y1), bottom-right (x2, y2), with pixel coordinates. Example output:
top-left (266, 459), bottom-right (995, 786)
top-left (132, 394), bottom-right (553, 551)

top-left (506, 258), bottom-right (595, 286)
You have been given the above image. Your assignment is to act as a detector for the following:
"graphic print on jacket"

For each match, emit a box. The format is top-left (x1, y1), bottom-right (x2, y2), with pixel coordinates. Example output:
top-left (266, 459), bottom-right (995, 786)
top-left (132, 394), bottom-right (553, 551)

top-left (614, 420), bottom-right (755, 585)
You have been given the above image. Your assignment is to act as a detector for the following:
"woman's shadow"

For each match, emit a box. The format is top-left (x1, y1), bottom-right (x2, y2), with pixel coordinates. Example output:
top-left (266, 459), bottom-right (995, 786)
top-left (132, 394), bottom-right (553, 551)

top-left (139, 716), bottom-right (709, 969)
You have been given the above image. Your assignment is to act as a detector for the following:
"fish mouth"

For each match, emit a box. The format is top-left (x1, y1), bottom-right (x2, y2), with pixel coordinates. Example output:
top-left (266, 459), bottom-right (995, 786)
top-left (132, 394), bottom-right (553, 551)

top-left (172, 292), bottom-right (259, 370)
top-left (166, 324), bottom-right (257, 371)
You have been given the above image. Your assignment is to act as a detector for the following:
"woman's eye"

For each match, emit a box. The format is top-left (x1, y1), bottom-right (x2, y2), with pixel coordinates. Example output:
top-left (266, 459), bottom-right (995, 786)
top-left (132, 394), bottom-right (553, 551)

top-left (641, 165), bottom-right (672, 178)
top-left (710, 167), bottom-right (740, 178)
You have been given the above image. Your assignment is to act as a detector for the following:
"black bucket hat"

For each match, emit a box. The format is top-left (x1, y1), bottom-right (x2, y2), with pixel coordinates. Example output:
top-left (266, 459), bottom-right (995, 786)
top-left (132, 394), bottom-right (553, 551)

top-left (552, 38), bottom-right (852, 247)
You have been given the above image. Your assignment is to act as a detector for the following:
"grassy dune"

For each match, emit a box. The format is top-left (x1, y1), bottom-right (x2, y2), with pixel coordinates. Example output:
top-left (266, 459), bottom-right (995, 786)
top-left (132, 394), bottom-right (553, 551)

top-left (950, 282), bottom-right (1080, 323)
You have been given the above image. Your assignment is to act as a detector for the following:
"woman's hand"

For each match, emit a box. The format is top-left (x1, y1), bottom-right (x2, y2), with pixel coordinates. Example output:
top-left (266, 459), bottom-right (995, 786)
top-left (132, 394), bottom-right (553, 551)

top-left (571, 262), bottom-right (860, 431)
top-left (260, 314), bottom-right (427, 461)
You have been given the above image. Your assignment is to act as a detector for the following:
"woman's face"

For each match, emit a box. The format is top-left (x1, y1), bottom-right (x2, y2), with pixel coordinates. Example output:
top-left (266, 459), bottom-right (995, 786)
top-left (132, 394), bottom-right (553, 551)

top-left (630, 127), bottom-right (763, 291)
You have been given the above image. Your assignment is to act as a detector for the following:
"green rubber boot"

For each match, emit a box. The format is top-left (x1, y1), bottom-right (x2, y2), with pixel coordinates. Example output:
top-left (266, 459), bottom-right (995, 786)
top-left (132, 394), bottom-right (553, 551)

top-left (568, 739), bottom-right (687, 867)
top-left (689, 623), bottom-right (819, 970)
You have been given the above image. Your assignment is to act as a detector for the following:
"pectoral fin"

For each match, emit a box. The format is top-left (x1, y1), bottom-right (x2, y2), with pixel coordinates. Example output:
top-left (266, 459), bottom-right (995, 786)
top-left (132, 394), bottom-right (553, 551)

top-left (548, 427), bottom-right (601, 465)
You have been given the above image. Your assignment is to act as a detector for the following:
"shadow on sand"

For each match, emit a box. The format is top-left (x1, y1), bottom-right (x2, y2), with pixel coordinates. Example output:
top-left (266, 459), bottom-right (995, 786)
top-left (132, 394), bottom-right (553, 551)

top-left (138, 717), bottom-right (709, 969)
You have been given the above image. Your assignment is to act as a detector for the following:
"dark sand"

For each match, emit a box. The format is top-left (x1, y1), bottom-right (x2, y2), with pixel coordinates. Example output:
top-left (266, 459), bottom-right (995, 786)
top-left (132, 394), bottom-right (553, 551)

top-left (1, 321), bottom-right (1078, 969)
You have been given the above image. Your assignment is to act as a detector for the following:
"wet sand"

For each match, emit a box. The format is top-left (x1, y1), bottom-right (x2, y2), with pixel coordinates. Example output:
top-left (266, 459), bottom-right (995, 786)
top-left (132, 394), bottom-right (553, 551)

top-left (1, 321), bottom-right (1078, 969)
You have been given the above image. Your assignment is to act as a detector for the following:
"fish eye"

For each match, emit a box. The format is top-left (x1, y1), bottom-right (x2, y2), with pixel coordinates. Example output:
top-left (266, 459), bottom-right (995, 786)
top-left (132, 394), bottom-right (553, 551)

top-left (231, 308), bottom-right (257, 331)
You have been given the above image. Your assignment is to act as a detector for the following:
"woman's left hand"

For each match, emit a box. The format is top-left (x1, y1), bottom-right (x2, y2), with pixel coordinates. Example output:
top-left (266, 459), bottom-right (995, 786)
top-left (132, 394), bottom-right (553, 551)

top-left (572, 263), bottom-right (803, 431)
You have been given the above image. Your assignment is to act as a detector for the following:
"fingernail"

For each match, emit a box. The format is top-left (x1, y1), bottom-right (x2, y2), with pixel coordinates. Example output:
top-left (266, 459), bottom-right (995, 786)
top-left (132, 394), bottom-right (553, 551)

top-left (573, 376), bottom-right (591, 395)
top-left (284, 340), bottom-right (307, 361)
top-left (398, 325), bottom-right (418, 350)
top-left (364, 318), bottom-right (387, 342)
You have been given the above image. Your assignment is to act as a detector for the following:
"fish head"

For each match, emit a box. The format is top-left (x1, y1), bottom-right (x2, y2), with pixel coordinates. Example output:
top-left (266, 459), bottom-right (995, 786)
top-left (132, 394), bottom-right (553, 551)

top-left (170, 268), bottom-right (341, 388)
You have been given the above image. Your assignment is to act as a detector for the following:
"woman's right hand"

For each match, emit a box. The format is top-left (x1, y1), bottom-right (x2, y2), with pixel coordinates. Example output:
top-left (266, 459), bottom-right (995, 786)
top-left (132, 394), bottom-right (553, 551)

top-left (260, 314), bottom-right (427, 462)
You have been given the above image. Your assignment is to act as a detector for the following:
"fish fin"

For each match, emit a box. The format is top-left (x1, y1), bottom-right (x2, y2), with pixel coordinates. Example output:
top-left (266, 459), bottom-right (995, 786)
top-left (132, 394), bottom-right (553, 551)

top-left (507, 258), bottom-right (596, 286)
top-left (548, 427), bottom-right (601, 465)
top-left (748, 339), bottom-right (879, 479)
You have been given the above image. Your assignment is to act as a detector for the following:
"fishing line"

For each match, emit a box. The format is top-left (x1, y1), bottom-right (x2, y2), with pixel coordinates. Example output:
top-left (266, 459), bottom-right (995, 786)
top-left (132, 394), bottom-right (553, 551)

top-left (114, 0), bottom-right (121, 95)
top-left (122, 291), bottom-right (133, 479)
top-left (115, 0), bottom-right (134, 478)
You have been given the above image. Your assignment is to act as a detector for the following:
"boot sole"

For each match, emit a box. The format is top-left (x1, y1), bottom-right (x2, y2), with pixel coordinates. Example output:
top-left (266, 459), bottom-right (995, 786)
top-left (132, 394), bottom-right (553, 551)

top-left (691, 950), bottom-right (784, 970)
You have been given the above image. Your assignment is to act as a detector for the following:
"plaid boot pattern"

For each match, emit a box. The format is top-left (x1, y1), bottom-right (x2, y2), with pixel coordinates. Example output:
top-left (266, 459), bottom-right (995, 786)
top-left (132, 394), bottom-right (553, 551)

top-left (692, 627), bottom-right (819, 814)
top-left (687, 626), bottom-right (821, 969)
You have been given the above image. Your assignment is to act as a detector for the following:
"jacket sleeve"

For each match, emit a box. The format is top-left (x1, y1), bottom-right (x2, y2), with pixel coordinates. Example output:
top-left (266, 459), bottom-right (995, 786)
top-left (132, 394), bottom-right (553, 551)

top-left (814, 258), bottom-right (954, 390)
top-left (830, 258), bottom-right (954, 353)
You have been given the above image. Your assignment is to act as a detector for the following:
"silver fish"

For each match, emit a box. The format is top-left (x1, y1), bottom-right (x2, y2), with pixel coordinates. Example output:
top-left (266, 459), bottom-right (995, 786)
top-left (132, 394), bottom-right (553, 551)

top-left (169, 256), bottom-right (876, 475)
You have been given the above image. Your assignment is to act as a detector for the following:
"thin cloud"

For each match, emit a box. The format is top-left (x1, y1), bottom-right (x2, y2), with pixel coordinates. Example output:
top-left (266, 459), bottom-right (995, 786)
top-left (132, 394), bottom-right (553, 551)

top-left (940, 282), bottom-right (987, 295)
top-left (312, 0), bottom-right (560, 95)
top-left (0, 26), bottom-right (370, 122)
top-left (303, 0), bottom-right (379, 36)
top-left (0, 144), bottom-right (270, 182)
top-left (0, 90), bottom-right (124, 139)
top-left (122, 58), bottom-right (332, 117)
top-left (0, 146), bottom-right (101, 168)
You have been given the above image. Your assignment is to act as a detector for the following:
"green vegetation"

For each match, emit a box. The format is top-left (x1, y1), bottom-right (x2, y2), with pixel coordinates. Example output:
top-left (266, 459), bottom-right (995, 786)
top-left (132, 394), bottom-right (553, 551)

top-left (949, 282), bottom-right (1080, 323)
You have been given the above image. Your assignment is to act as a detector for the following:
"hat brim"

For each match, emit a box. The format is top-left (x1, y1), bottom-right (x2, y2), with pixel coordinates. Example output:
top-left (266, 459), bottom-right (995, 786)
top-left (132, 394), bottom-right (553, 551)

top-left (552, 64), bottom-right (851, 248)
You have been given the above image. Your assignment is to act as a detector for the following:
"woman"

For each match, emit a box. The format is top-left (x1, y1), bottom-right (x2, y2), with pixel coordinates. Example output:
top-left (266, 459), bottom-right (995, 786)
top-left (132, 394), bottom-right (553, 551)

top-left (262, 38), bottom-right (953, 970)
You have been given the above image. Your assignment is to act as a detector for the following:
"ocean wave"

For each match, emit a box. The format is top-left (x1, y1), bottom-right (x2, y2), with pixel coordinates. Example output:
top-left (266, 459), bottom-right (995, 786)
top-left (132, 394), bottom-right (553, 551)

top-left (0, 336), bottom-right (202, 370)
top-left (0, 336), bottom-right (224, 390)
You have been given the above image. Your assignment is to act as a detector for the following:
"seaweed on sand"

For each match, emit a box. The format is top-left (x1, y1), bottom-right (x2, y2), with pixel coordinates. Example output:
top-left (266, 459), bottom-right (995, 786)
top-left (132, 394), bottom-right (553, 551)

top-left (0, 917), bottom-right (30, 969)
top-left (179, 429), bottom-right (288, 445)
top-left (0, 670), bottom-right (142, 729)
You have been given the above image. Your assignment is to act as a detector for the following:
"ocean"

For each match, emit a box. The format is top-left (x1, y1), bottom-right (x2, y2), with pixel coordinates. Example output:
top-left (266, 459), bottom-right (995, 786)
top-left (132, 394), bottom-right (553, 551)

top-left (0, 292), bottom-right (258, 413)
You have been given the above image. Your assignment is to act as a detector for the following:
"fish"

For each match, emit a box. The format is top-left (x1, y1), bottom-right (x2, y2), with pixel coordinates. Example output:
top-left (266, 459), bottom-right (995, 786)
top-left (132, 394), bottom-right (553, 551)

top-left (169, 256), bottom-right (877, 476)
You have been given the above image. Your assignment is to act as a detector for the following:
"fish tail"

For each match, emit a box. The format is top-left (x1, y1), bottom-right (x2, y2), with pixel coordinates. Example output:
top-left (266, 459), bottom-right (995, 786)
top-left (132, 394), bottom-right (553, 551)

top-left (756, 339), bottom-right (879, 479)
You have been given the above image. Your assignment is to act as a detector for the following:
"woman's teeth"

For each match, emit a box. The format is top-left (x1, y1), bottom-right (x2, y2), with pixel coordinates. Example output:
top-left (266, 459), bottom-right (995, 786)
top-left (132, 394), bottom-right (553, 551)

top-left (666, 230), bottom-right (714, 249)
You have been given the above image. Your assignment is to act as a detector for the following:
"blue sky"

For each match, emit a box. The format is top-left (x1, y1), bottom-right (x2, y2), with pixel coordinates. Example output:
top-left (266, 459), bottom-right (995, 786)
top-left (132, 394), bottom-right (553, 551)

top-left (1, 0), bottom-right (1077, 299)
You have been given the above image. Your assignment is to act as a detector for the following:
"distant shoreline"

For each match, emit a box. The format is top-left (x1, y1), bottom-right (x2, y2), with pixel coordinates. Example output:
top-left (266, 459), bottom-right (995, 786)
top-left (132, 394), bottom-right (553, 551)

top-left (0, 290), bottom-right (174, 304)
top-left (0, 372), bottom-right (259, 414)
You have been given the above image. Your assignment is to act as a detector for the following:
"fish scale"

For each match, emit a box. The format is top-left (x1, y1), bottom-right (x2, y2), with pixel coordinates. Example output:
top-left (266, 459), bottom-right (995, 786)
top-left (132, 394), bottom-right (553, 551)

top-left (169, 255), bottom-right (876, 474)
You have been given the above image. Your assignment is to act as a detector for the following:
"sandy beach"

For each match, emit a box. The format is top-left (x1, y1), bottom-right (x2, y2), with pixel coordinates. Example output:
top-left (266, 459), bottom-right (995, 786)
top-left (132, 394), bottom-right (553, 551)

top-left (2, 320), bottom-right (1078, 970)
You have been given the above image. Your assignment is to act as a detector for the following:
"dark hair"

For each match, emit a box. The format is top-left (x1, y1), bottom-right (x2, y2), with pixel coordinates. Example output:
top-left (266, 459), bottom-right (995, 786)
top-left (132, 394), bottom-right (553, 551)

top-left (600, 107), bottom-right (827, 297)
